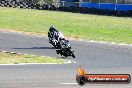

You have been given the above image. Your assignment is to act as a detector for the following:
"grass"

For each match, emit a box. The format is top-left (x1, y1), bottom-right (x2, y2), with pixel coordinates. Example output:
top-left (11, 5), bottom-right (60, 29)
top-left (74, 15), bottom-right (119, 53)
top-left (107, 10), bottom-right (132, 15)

top-left (0, 7), bottom-right (132, 44)
top-left (0, 52), bottom-right (64, 64)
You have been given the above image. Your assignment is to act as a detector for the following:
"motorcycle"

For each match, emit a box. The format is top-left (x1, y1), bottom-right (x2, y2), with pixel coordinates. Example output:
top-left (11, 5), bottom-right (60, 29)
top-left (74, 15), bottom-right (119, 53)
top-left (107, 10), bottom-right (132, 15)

top-left (48, 26), bottom-right (75, 58)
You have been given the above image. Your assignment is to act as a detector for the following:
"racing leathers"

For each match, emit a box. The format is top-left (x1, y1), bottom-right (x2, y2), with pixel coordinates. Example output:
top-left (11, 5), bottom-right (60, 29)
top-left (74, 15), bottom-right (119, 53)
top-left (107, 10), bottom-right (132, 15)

top-left (54, 31), bottom-right (64, 42)
top-left (48, 26), bottom-right (66, 48)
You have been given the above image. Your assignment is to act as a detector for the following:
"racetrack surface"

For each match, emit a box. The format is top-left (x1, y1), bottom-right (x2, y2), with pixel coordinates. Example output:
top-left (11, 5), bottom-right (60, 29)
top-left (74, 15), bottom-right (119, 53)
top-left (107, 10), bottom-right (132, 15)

top-left (0, 31), bottom-right (132, 88)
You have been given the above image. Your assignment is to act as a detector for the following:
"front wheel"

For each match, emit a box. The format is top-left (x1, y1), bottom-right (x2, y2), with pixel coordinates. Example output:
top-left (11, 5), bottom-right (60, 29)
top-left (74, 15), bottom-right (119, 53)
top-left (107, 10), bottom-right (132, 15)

top-left (68, 49), bottom-right (75, 58)
top-left (72, 53), bottom-right (75, 58)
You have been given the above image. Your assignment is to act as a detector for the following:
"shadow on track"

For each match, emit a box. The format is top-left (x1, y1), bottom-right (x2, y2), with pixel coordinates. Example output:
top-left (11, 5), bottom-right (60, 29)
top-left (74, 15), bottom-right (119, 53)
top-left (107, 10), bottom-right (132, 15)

top-left (13, 47), bottom-right (55, 49)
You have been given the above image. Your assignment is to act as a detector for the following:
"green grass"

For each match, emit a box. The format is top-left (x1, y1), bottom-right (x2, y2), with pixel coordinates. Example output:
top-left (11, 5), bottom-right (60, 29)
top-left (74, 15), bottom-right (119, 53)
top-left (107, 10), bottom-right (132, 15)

top-left (0, 7), bottom-right (132, 44)
top-left (0, 52), bottom-right (64, 64)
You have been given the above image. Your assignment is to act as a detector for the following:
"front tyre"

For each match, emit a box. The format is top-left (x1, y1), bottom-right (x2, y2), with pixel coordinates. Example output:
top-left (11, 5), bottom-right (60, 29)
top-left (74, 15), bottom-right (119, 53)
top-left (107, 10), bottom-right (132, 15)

top-left (72, 53), bottom-right (75, 58)
top-left (69, 49), bottom-right (75, 58)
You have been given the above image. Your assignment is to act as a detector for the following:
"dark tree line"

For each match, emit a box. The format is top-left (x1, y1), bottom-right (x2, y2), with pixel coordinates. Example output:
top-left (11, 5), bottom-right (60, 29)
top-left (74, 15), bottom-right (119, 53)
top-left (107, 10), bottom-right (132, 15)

top-left (0, 0), bottom-right (56, 10)
top-left (15, 0), bottom-right (57, 4)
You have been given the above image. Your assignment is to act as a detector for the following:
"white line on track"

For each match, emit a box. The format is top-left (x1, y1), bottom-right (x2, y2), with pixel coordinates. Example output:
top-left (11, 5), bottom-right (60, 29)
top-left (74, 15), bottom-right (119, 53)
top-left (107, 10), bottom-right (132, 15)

top-left (72, 61), bottom-right (76, 63)
top-left (60, 83), bottom-right (78, 85)
top-left (10, 52), bottom-right (15, 54)
top-left (78, 39), bottom-right (132, 47)
top-left (0, 60), bottom-right (74, 65)
top-left (1, 51), bottom-right (6, 53)
top-left (0, 63), bottom-right (59, 65)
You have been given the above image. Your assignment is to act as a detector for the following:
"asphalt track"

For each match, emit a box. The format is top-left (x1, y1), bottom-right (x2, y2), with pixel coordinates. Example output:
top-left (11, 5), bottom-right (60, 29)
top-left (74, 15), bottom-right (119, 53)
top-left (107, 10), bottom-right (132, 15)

top-left (0, 31), bottom-right (132, 88)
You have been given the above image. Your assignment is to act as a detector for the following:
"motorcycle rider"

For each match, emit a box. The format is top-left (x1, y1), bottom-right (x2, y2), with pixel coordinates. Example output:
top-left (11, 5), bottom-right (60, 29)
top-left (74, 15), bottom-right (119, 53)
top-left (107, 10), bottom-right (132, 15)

top-left (48, 26), bottom-right (57, 45)
top-left (48, 26), bottom-right (64, 46)
top-left (48, 26), bottom-right (64, 39)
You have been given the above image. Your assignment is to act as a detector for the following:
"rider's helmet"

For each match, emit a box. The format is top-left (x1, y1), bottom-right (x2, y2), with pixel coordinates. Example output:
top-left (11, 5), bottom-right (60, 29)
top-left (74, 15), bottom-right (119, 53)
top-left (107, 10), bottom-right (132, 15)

top-left (49, 26), bottom-right (56, 32)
